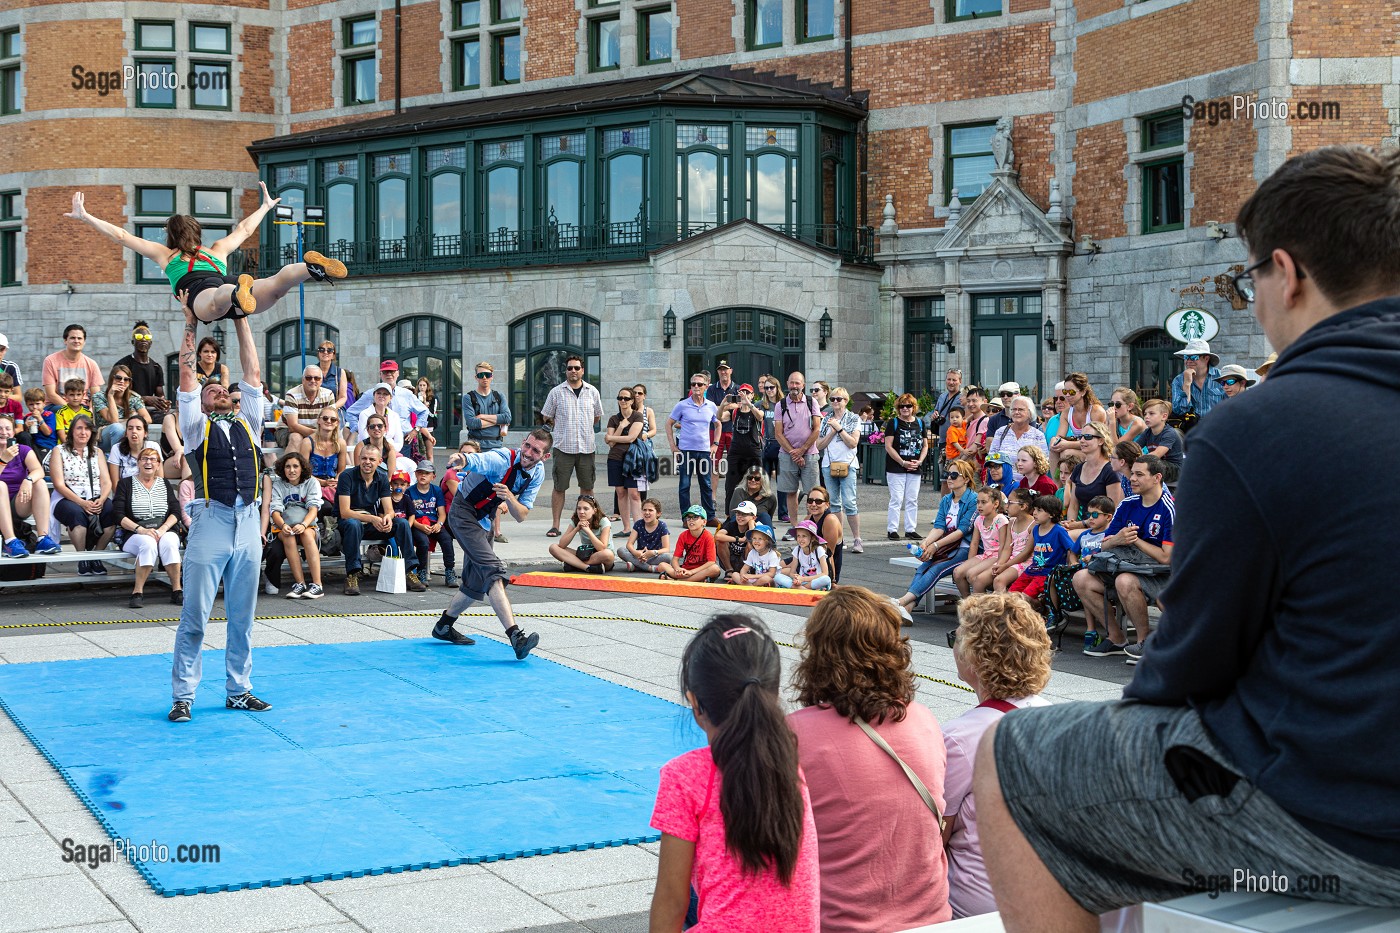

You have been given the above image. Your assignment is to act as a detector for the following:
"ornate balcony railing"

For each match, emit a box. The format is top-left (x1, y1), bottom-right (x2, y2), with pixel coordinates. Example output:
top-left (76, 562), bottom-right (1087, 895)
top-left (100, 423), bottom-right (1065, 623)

top-left (227, 219), bottom-right (876, 278)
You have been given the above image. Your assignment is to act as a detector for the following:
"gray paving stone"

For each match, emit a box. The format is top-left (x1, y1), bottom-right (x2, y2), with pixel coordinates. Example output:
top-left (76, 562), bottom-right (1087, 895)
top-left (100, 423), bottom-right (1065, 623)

top-left (0, 872), bottom-right (124, 933)
top-left (323, 871), bottom-right (573, 933)
top-left (0, 830), bottom-right (90, 884)
top-left (307, 862), bottom-right (488, 894)
top-left (483, 846), bottom-right (657, 897)
top-left (92, 870), bottom-right (350, 933)
top-left (537, 879), bottom-right (654, 922)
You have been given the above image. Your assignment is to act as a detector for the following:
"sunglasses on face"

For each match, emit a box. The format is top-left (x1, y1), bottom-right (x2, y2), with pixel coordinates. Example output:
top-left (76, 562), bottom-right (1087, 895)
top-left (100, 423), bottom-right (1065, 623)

top-left (319, 416), bottom-right (338, 423)
top-left (476, 373), bottom-right (492, 379)
top-left (369, 423), bottom-right (385, 430)
top-left (133, 336), bottom-right (153, 343)
top-left (691, 382), bottom-right (706, 388)
top-left (1087, 511), bottom-right (1104, 518)
top-left (1222, 377), bottom-right (1242, 386)
top-left (1000, 392), bottom-right (1015, 398)
top-left (1041, 406), bottom-right (1054, 413)
top-left (112, 376), bottom-right (130, 383)
top-left (1182, 355), bottom-right (1201, 362)
top-left (807, 497), bottom-right (827, 504)
top-left (1063, 388), bottom-right (1078, 397)
top-left (616, 395), bottom-right (632, 401)
top-left (1112, 401), bottom-right (1125, 408)
top-left (898, 403), bottom-right (913, 409)
top-left (304, 375), bottom-right (322, 381)
top-left (318, 348), bottom-right (335, 354)
top-left (566, 365), bottom-right (583, 371)
top-left (808, 388), bottom-right (821, 395)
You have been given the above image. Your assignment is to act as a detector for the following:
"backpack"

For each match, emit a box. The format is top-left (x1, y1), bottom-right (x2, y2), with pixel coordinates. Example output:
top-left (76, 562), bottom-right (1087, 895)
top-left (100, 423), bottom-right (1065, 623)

top-left (778, 395), bottom-right (819, 428)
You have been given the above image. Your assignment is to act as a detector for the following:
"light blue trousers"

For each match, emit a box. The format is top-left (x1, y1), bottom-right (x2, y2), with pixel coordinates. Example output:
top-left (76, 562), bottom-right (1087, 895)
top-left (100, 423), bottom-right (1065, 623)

top-left (171, 500), bottom-right (262, 702)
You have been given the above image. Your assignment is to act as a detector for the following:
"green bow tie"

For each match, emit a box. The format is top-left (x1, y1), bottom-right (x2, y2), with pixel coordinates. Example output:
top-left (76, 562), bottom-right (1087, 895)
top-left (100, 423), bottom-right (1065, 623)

top-left (208, 412), bottom-right (238, 424)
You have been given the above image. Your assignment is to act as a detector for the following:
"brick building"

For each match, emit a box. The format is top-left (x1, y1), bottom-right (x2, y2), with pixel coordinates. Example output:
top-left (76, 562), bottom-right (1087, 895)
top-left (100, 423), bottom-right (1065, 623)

top-left (0, 0), bottom-right (1392, 440)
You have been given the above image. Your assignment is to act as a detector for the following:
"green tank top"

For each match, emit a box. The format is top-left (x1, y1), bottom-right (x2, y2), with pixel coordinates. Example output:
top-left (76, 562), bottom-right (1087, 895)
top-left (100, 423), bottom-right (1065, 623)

top-left (163, 249), bottom-right (227, 292)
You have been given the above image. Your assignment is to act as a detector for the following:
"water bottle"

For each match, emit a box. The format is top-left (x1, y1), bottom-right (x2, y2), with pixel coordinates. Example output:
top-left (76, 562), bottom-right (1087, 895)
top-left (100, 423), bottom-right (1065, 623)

top-left (906, 543), bottom-right (923, 559)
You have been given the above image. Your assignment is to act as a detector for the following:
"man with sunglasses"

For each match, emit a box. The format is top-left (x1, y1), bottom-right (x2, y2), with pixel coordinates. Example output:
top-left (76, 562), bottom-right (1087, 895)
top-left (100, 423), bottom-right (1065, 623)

top-left (278, 364), bottom-right (335, 449)
top-left (1169, 338), bottom-right (1224, 422)
top-left (1212, 364), bottom-right (1254, 399)
top-left (540, 354), bottom-right (604, 536)
top-left (985, 382), bottom-right (1018, 438)
top-left (115, 321), bottom-right (170, 414)
top-left (978, 146), bottom-right (1400, 928)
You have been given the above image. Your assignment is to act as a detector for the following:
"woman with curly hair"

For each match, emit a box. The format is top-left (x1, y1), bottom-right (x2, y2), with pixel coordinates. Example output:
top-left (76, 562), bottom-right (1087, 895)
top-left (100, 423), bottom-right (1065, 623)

top-left (942, 593), bottom-right (1052, 918)
top-left (788, 586), bottom-right (951, 932)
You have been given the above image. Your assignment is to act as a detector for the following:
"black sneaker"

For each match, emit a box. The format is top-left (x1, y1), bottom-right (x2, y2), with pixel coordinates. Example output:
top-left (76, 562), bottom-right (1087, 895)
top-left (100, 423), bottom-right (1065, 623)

top-left (129, 592), bottom-right (144, 609)
top-left (1083, 638), bottom-right (1128, 658)
top-left (168, 701), bottom-right (191, 723)
top-left (303, 250), bottom-right (348, 284)
top-left (509, 628), bottom-right (540, 660)
top-left (432, 623), bottom-right (476, 645)
top-left (225, 692), bottom-right (272, 711)
top-left (905, 532), bottom-right (922, 541)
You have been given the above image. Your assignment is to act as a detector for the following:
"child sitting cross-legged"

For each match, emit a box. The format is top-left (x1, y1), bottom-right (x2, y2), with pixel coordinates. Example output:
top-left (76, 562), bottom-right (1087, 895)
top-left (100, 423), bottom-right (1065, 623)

top-left (1006, 495), bottom-right (1075, 606)
top-left (623, 498), bottom-right (671, 572)
top-left (1046, 495), bottom-right (1115, 634)
top-left (548, 494), bottom-right (616, 573)
top-left (657, 505), bottom-right (723, 582)
top-left (775, 520), bottom-right (832, 591)
top-left (728, 523), bottom-right (782, 586)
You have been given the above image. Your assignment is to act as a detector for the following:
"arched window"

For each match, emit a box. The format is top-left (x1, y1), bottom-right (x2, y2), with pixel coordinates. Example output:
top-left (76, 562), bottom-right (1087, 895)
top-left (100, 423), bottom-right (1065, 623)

top-left (1128, 328), bottom-right (1181, 402)
top-left (509, 310), bottom-right (600, 427)
top-left (426, 145), bottom-right (466, 257)
top-left (320, 157), bottom-right (359, 263)
top-left (271, 163), bottom-right (307, 266)
top-left (539, 132), bottom-right (585, 249)
top-left (818, 130), bottom-right (846, 247)
top-left (745, 125), bottom-right (798, 230)
top-left (265, 318), bottom-right (341, 398)
top-left (381, 315), bottom-right (464, 446)
top-left (481, 138), bottom-right (524, 252)
top-left (602, 125), bottom-right (649, 245)
top-left (373, 152), bottom-right (410, 261)
top-left (676, 124), bottom-right (729, 236)
top-left (683, 307), bottom-right (804, 392)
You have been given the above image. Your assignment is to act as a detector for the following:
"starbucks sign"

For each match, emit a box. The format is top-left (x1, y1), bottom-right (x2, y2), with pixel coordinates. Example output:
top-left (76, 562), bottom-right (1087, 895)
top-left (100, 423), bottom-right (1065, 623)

top-left (1165, 307), bottom-right (1219, 343)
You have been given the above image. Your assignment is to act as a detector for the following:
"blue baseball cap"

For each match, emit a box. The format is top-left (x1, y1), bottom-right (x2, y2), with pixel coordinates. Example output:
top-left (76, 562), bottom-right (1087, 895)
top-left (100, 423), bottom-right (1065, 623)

top-left (748, 524), bottom-right (776, 544)
top-left (985, 452), bottom-right (1008, 469)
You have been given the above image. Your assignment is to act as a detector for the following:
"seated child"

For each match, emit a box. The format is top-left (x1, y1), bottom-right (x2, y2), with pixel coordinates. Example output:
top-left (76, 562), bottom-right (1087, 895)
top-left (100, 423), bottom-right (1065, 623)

top-left (1048, 495), bottom-right (1114, 633)
top-left (547, 494), bottom-right (616, 573)
top-left (269, 451), bottom-right (324, 599)
top-left (776, 520), bottom-right (832, 591)
top-left (657, 505), bottom-right (722, 582)
top-left (623, 498), bottom-right (671, 572)
top-left (20, 388), bottom-right (56, 452)
top-left (55, 378), bottom-right (92, 445)
top-left (729, 523), bottom-right (782, 586)
top-left (1007, 495), bottom-right (1075, 603)
top-left (954, 486), bottom-right (1009, 597)
top-left (990, 488), bottom-right (1037, 593)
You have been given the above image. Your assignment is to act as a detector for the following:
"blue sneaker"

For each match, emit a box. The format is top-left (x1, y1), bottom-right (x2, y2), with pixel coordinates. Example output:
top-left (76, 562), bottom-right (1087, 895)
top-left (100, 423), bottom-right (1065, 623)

top-left (34, 535), bottom-right (61, 556)
top-left (1083, 635), bottom-right (1127, 657)
top-left (2, 538), bottom-right (29, 559)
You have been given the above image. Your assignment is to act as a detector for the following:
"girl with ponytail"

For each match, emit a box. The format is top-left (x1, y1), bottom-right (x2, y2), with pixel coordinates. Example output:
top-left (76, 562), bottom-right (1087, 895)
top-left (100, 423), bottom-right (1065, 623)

top-left (649, 614), bottom-right (819, 932)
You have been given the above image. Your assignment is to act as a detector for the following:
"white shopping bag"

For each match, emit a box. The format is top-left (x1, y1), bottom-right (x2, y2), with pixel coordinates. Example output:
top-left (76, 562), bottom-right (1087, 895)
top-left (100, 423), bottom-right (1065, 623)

top-left (375, 541), bottom-right (407, 594)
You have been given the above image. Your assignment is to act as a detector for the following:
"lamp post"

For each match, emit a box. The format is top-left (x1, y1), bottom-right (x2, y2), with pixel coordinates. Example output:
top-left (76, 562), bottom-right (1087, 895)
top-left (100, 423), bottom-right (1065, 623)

top-left (1043, 318), bottom-right (1058, 351)
top-left (818, 308), bottom-right (833, 351)
top-left (273, 202), bottom-right (326, 372)
top-left (663, 305), bottom-right (676, 349)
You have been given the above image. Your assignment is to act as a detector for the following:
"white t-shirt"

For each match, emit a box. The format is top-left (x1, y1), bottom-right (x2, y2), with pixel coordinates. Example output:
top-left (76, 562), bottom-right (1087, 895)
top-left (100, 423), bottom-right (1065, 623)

top-left (791, 544), bottom-right (828, 577)
top-left (744, 547), bottom-right (783, 575)
top-left (357, 406), bottom-right (405, 451)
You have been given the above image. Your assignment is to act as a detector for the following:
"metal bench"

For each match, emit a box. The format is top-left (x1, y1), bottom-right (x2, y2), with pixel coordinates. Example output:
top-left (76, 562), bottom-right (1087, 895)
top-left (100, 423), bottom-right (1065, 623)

top-left (0, 549), bottom-right (174, 591)
top-left (890, 555), bottom-right (961, 612)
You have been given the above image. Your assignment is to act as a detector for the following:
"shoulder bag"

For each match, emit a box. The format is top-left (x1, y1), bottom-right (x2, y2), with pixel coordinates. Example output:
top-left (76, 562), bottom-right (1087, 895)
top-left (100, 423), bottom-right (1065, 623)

top-left (855, 716), bottom-right (943, 828)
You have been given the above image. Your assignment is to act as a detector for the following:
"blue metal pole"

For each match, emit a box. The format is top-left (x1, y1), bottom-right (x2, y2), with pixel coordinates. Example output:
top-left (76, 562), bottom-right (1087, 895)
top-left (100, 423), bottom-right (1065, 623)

top-left (297, 221), bottom-right (307, 372)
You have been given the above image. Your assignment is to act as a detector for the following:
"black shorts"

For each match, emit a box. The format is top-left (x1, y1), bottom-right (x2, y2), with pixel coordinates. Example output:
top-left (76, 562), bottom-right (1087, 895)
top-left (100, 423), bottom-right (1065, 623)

top-left (173, 270), bottom-right (247, 321)
top-left (607, 458), bottom-right (637, 489)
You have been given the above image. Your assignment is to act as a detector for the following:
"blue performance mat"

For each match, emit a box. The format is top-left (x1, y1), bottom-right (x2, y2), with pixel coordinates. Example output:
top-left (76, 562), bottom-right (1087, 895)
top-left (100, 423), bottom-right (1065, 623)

top-left (0, 637), bottom-right (704, 895)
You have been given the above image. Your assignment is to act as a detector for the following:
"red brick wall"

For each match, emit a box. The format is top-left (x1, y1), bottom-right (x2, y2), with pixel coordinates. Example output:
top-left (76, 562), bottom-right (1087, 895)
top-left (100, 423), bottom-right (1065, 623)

top-left (1074, 0), bottom-right (1256, 104)
top-left (524, 0), bottom-right (579, 81)
top-left (856, 0), bottom-right (931, 35)
top-left (1009, 0), bottom-right (1050, 12)
top-left (1074, 0), bottom-right (1121, 22)
top-left (676, 0), bottom-right (735, 58)
top-left (1015, 112), bottom-right (1054, 212)
top-left (288, 21), bottom-right (336, 115)
top-left (240, 25), bottom-right (276, 116)
top-left (1188, 112), bottom-right (1256, 227)
top-left (857, 25), bottom-right (1054, 109)
top-left (1288, 85), bottom-right (1392, 154)
top-left (0, 118), bottom-right (263, 172)
top-left (1071, 122), bottom-right (1126, 239)
top-left (28, 187), bottom-right (128, 284)
top-left (761, 49), bottom-right (846, 89)
top-left (1291, 0), bottom-right (1400, 57)
top-left (237, 188), bottom-right (263, 253)
top-left (26, 20), bottom-right (127, 111)
top-left (868, 127), bottom-right (934, 229)
top-left (380, 2), bottom-right (449, 98)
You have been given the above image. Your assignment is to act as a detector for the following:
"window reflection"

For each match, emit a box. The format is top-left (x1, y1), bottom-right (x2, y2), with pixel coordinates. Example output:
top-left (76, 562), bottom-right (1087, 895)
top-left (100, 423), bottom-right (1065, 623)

top-left (431, 173), bottom-right (461, 239)
top-left (608, 153), bottom-right (644, 227)
top-left (487, 165), bottom-right (520, 250)
top-left (753, 152), bottom-right (788, 225)
top-left (327, 184), bottom-right (354, 243)
top-left (277, 188), bottom-right (304, 260)
top-left (684, 151), bottom-right (719, 228)
top-left (546, 161), bottom-right (581, 231)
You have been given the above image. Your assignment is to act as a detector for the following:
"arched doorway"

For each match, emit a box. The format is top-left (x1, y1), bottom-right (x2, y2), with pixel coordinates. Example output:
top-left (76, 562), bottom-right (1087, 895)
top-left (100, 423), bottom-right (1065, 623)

top-left (508, 310), bottom-right (601, 427)
top-left (682, 307), bottom-right (804, 392)
top-left (1128, 328), bottom-right (1182, 402)
top-left (380, 315), bottom-right (464, 446)
top-left (265, 318), bottom-right (340, 398)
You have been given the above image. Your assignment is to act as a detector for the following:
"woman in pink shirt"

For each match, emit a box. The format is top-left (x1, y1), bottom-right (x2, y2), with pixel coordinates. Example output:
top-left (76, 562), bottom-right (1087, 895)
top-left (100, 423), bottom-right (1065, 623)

top-left (650, 615), bottom-right (819, 933)
top-left (788, 587), bottom-right (952, 932)
top-left (942, 593), bottom-right (1053, 917)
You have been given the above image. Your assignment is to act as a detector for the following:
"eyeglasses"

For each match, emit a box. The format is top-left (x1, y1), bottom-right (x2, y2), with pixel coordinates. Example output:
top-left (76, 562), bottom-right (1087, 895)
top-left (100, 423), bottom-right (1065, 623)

top-left (1111, 400), bottom-right (1125, 408)
top-left (832, 396), bottom-right (848, 402)
top-left (747, 475), bottom-right (762, 482)
top-left (369, 423), bottom-right (385, 430)
top-left (948, 473), bottom-right (965, 482)
top-left (566, 365), bottom-right (583, 371)
top-left (616, 395), bottom-right (633, 401)
top-left (111, 376), bottom-right (130, 383)
top-left (304, 375), bottom-right (322, 381)
top-left (1221, 377), bottom-right (1243, 386)
top-left (1000, 391), bottom-right (1016, 398)
top-left (808, 388), bottom-right (822, 395)
top-left (806, 497), bottom-right (827, 504)
top-left (318, 416), bottom-right (338, 423)
top-left (1182, 355), bottom-right (1201, 362)
top-left (1231, 255), bottom-right (1304, 303)
top-left (690, 382), bottom-right (706, 388)
top-left (476, 373), bottom-right (492, 379)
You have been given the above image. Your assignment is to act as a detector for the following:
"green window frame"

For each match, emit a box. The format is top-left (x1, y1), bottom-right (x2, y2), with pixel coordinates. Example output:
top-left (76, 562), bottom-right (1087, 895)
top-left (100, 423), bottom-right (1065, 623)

top-left (452, 37), bottom-right (481, 89)
top-left (1141, 157), bottom-right (1184, 234)
top-left (589, 17), bottom-right (621, 72)
top-left (454, 0), bottom-right (482, 28)
top-left (493, 0), bottom-right (522, 23)
top-left (798, 0), bottom-right (835, 41)
top-left (266, 319), bottom-right (340, 398)
top-left (189, 60), bottom-right (231, 110)
top-left (509, 310), bottom-right (600, 427)
top-left (945, 121), bottom-right (997, 203)
top-left (493, 31), bottom-right (521, 85)
top-left (0, 189), bottom-right (18, 288)
top-left (134, 20), bottom-right (175, 51)
top-left (189, 22), bottom-right (232, 54)
top-left (1, 27), bottom-right (20, 58)
top-left (1141, 110), bottom-right (1184, 152)
top-left (746, 0), bottom-right (782, 50)
top-left (136, 186), bottom-right (175, 216)
top-left (0, 190), bottom-right (17, 222)
top-left (344, 53), bottom-right (376, 105)
top-left (133, 59), bottom-right (177, 109)
top-left (135, 223), bottom-right (169, 283)
top-left (638, 8), bottom-right (673, 63)
top-left (191, 188), bottom-right (231, 218)
top-left (0, 27), bottom-right (19, 115)
top-left (344, 16), bottom-right (377, 48)
top-left (904, 296), bottom-right (948, 399)
top-left (946, 0), bottom-right (1001, 21)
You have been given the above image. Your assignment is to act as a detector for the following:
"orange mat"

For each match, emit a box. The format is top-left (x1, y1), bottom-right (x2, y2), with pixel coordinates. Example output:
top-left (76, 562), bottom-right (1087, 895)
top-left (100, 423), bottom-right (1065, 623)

top-left (509, 571), bottom-right (828, 606)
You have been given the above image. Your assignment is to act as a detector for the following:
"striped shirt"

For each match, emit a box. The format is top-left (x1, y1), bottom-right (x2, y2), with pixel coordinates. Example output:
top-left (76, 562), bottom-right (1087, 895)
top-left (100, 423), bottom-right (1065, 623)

top-left (129, 477), bottom-right (170, 526)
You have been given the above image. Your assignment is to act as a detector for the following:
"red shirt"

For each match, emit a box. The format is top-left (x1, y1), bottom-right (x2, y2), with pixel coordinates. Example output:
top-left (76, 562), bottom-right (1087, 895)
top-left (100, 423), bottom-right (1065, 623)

top-left (674, 528), bottom-right (716, 570)
top-left (1018, 473), bottom-right (1058, 498)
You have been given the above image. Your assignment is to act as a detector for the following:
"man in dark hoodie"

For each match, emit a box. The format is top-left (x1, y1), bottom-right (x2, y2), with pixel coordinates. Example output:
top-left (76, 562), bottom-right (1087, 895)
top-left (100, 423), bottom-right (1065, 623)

top-left (973, 145), bottom-right (1400, 930)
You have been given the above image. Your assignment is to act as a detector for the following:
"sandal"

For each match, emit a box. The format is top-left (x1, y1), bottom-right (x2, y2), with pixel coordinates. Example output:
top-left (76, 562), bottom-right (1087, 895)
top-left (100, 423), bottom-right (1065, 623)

top-left (546, 527), bottom-right (561, 537)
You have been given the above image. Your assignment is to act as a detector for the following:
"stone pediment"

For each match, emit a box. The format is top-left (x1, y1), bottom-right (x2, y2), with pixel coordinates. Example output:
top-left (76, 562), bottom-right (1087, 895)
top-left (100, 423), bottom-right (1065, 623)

top-left (650, 218), bottom-right (844, 269)
top-left (935, 170), bottom-right (1071, 259)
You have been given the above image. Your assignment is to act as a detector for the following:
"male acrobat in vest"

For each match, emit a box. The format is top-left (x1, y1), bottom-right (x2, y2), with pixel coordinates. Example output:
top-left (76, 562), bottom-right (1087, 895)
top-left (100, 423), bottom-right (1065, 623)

top-left (431, 427), bottom-right (552, 658)
top-left (168, 296), bottom-right (271, 723)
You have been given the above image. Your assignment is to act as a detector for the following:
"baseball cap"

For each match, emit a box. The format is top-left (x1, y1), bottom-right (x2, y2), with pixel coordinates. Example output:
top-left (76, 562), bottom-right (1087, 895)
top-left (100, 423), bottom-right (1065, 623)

top-left (379, 360), bottom-right (399, 372)
top-left (738, 383), bottom-right (754, 392)
top-left (716, 359), bottom-right (731, 370)
top-left (683, 505), bottom-right (708, 520)
top-left (748, 523), bottom-right (776, 545)
top-left (734, 500), bottom-right (758, 516)
top-left (390, 471), bottom-right (411, 484)
top-left (415, 460), bottom-right (436, 473)
top-left (0, 333), bottom-right (7, 348)
top-left (985, 451), bottom-right (1008, 469)
top-left (372, 382), bottom-right (393, 395)
top-left (998, 382), bottom-right (1020, 395)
